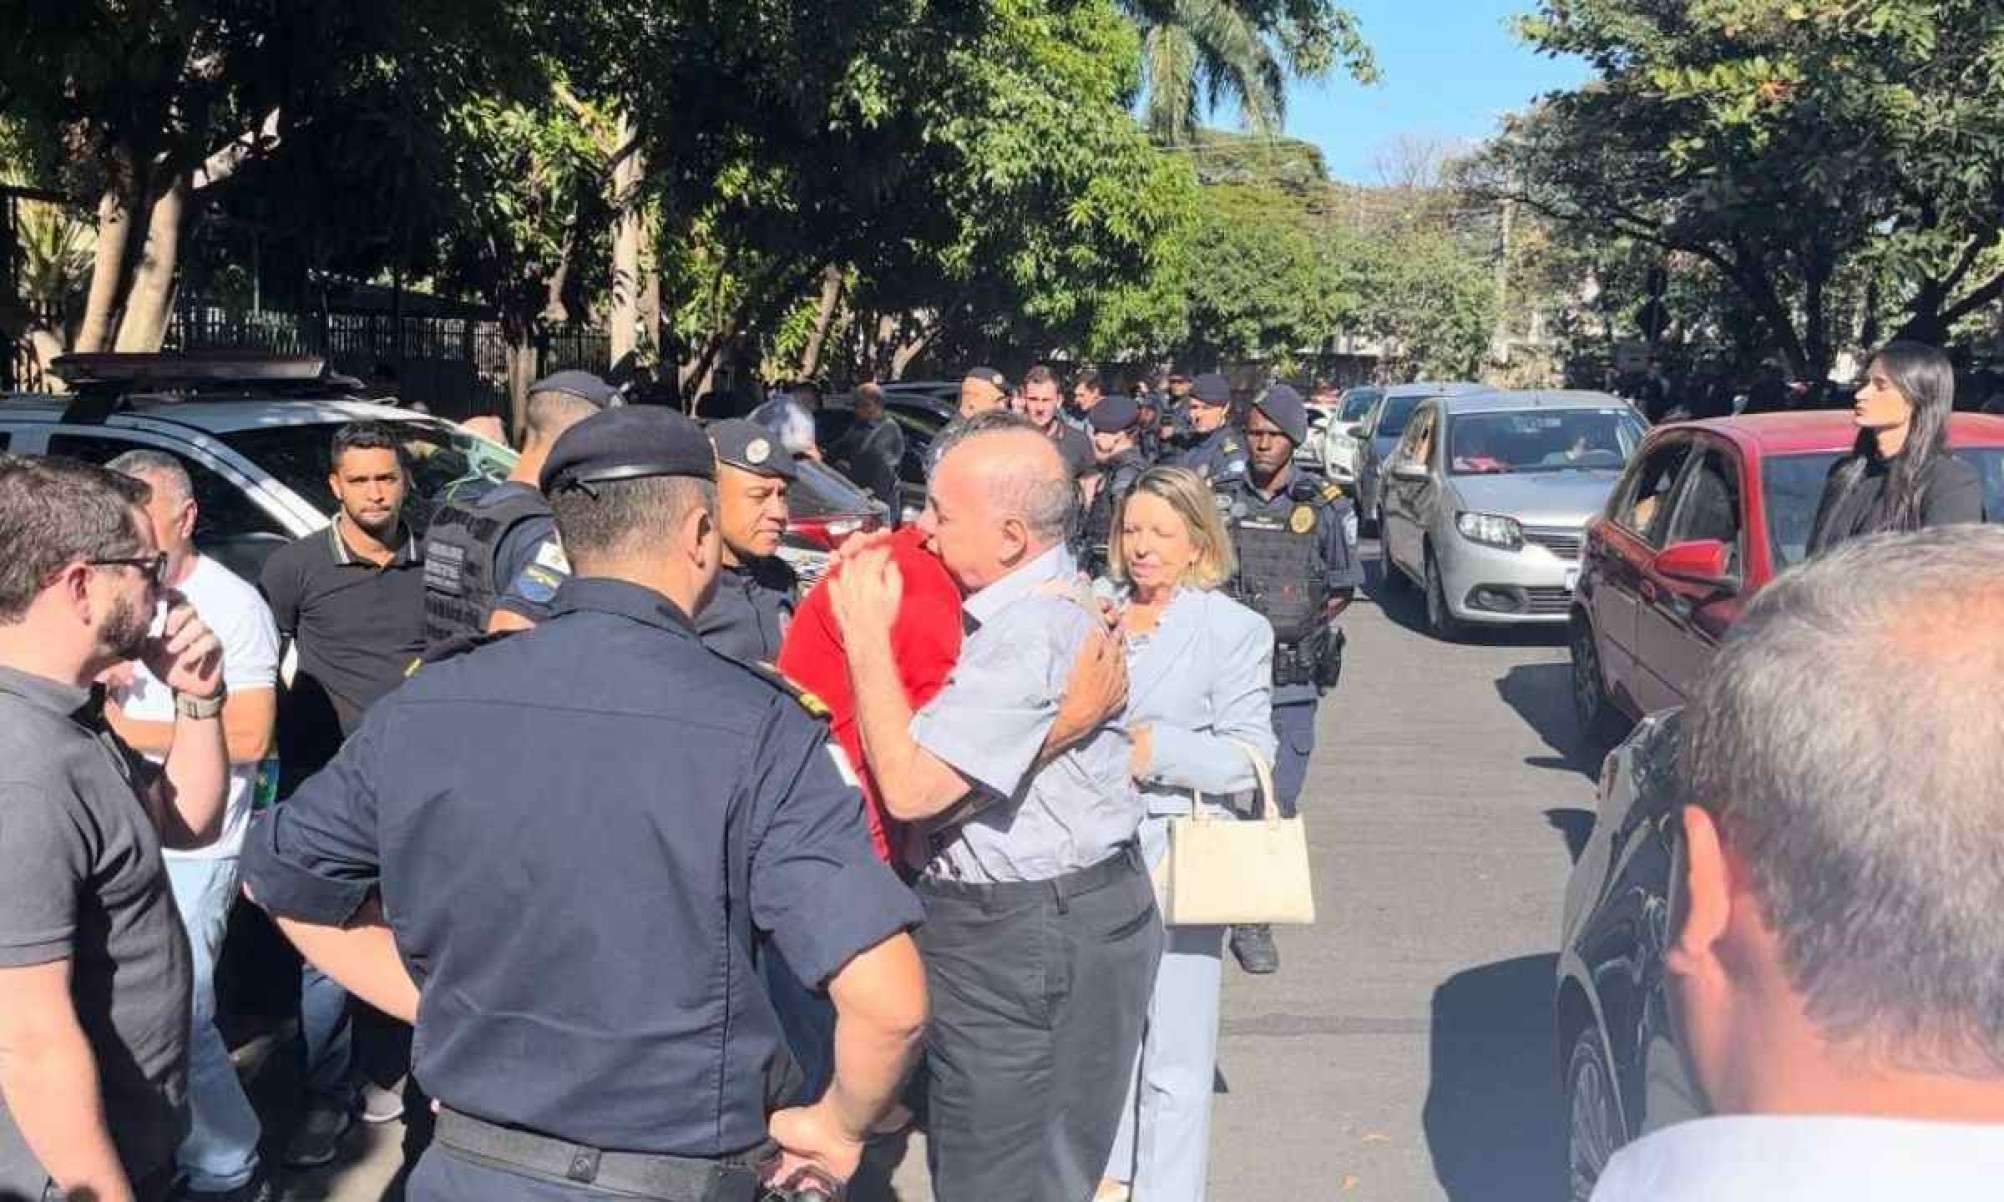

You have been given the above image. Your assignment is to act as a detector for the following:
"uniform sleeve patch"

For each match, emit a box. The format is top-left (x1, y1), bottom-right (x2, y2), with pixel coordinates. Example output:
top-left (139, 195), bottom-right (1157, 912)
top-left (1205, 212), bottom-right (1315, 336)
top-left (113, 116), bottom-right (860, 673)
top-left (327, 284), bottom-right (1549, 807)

top-left (1321, 482), bottom-right (1346, 502)
top-left (510, 564), bottom-right (566, 605)
top-left (533, 538), bottom-right (571, 574)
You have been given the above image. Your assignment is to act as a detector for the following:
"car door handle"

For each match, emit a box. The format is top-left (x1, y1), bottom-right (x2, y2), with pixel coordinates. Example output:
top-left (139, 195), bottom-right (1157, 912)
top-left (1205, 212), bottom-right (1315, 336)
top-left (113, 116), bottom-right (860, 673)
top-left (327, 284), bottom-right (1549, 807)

top-left (1639, 579), bottom-right (1658, 602)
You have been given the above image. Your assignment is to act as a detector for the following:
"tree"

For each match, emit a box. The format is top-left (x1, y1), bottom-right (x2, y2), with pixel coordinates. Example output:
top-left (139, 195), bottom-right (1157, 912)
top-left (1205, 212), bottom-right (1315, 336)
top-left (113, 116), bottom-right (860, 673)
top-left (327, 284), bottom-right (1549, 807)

top-left (1179, 183), bottom-right (1354, 365)
top-left (1491, 0), bottom-right (2004, 378)
top-left (1124, 0), bottom-right (1376, 142)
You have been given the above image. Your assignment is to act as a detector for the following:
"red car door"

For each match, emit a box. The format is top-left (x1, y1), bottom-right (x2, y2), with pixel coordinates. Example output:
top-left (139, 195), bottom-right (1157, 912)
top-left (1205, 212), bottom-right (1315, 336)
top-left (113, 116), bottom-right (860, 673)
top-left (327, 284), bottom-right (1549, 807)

top-left (1633, 440), bottom-right (1748, 710)
top-left (1588, 435), bottom-right (1694, 715)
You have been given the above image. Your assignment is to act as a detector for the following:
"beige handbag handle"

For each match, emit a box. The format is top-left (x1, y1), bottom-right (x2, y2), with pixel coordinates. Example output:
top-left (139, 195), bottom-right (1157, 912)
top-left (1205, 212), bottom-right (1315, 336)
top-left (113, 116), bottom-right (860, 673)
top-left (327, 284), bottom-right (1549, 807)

top-left (1190, 736), bottom-right (1280, 825)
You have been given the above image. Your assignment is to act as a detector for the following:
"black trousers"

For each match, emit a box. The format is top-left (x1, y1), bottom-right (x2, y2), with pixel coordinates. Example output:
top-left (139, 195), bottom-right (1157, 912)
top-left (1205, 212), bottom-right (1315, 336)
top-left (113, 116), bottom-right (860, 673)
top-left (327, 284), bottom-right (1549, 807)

top-left (917, 851), bottom-right (1164, 1201)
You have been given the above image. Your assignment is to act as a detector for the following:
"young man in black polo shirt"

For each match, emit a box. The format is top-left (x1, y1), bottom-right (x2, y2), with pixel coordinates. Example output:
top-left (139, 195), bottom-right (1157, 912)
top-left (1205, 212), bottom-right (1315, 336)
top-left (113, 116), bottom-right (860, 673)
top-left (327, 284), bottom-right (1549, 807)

top-left (258, 421), bottom-right (426, 1167)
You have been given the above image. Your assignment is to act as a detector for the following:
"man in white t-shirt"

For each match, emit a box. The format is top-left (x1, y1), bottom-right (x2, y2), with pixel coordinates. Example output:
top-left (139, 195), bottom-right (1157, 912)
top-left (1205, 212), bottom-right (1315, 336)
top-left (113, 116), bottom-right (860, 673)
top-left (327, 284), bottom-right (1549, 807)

top-left (1590, 527), bottom-right (2004, 1201)
top-left (105, 451), bottom-right (279, 1202)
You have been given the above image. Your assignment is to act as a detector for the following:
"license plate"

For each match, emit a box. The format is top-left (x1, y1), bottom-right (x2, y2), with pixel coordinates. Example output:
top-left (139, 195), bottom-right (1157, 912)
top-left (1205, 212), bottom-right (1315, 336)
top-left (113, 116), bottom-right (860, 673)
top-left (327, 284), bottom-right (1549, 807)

top-left (1564, 568), bottom-right (1580, 592)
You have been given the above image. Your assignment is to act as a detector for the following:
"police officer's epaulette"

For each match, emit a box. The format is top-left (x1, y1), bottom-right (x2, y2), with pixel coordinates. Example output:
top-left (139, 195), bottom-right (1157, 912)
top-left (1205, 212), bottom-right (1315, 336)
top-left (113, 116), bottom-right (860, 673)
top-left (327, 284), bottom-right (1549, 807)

top-left (707, 650), bottom-right (833, 721)
top-left (406, 629), bottom-right (521, 674)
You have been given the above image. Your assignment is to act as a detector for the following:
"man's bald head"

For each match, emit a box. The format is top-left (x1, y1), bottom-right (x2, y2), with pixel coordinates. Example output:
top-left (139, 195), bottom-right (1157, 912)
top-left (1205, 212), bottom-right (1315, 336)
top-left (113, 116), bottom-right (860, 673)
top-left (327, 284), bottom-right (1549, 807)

top-left (921, 413), bottom-right (1076, 591)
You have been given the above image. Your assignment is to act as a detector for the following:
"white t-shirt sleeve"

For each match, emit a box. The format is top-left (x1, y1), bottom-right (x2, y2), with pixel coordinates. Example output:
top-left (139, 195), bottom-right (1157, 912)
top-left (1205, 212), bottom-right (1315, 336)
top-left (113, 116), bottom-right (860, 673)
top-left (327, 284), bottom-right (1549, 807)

top-left (193, 558), bottom-right (279, 694)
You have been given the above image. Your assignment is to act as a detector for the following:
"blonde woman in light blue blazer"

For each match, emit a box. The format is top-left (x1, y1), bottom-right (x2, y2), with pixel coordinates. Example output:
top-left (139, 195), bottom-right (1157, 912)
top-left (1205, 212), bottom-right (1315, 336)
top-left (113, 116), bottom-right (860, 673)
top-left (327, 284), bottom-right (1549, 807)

top-left (1097, 466), bottom-right (1277, 1202)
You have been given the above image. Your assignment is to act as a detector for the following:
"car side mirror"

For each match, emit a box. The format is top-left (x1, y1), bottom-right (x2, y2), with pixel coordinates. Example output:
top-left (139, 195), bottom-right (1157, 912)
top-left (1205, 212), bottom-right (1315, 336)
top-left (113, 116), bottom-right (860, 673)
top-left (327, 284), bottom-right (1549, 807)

top-left (1651, 539), bottom-right (1734, 590)
top-left (1391, 462), bottom-right (1431, 482)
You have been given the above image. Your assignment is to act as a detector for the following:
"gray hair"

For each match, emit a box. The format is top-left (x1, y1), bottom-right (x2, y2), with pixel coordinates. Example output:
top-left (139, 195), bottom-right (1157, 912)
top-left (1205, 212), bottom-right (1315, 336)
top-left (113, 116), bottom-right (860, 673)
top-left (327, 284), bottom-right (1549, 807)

top-left (1685, 524), bottom-right (2004, 1073)
top-left (931, 412), bottom-right (1075, 542)
top-left (106, 448), bottom-right (192, 507)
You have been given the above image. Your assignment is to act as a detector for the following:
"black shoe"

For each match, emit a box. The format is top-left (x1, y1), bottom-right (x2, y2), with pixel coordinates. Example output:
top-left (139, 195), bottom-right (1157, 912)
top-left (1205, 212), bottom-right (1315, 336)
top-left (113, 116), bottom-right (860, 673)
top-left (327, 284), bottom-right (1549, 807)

top-left (282, 1100), bottom-right (354, 1168)
top-left (175, 1172), bottom-right (279, 1202)
top-left (1230, 924), bottom-right (1280, 975)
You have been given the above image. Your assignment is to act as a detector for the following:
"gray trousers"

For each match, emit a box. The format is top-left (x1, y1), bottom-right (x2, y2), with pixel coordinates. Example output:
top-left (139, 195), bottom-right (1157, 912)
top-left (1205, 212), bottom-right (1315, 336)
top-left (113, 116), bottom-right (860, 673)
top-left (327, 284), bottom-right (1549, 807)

top-left (917, 850), bottom-right (1164, 1201)
top-left (1106, 816), bottom-right (1226, 1201)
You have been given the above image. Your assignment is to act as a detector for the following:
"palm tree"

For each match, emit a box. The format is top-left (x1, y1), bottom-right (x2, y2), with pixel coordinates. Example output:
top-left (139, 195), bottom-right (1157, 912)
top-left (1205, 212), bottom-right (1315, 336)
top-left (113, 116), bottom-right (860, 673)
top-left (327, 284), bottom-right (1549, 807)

top-left (1126, 0), bottom-right (1376, 144)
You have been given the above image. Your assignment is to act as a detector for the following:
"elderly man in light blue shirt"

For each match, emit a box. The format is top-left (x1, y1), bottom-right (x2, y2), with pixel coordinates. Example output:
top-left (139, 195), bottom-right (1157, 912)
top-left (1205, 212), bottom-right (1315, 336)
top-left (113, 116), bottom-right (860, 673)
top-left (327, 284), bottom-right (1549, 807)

top-left (833, 412), bottom-right (1159, 1202)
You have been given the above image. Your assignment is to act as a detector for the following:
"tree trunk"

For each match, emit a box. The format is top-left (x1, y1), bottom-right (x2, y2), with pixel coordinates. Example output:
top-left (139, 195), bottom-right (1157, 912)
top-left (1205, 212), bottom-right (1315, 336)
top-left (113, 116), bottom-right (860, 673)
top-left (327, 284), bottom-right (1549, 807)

top-left (608, 130), bottom-right (646, 370)
top-left (798, 264), bottom-right (844, 379)
top-left (114, 177), bottom-right (189, 352)
top-left (502, 310), bottom-right (540, 437)
top-left (75, 187), bottom-right (135, 353)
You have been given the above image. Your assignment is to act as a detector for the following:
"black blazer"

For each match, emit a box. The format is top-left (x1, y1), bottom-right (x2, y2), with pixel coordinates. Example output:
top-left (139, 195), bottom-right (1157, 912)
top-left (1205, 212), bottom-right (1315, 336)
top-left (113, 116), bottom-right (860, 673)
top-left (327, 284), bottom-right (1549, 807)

top-left (1806, 449), bottom-right (1985, 556)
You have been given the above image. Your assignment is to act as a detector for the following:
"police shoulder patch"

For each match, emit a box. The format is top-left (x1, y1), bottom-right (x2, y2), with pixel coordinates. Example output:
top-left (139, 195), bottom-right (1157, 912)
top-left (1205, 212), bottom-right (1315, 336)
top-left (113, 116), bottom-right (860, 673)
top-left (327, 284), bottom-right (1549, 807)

top-left (757, 662), bottom-right (831, 718)
top-left (1321, 482), bottom-right (1346, 504)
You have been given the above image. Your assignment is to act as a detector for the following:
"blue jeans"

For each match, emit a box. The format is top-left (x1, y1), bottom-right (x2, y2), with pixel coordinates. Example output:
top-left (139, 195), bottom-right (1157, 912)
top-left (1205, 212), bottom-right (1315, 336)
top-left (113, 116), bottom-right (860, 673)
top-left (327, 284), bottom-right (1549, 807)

top-left (301, 964), bottom-right (357, 1105)
top-left (164, 855), bottom-right (261, 1192)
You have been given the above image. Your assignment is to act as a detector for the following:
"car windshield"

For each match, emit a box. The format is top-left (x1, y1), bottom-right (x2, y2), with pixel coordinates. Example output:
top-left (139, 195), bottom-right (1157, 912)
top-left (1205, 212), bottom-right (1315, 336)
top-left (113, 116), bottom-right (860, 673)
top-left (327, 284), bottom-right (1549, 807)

top-left (1375, 395), bottom-right (1425, 438)
top-left (221, 419), bottom-right (517, 534)
top-left (1445, 409), bottom-right (1645, 475)
top-left (1339, 392), bottom-right (1379, 422)
top-left (791, 457), bottom-right (885, 520)
top-left (1763, 448), bottom-right (2004, 567)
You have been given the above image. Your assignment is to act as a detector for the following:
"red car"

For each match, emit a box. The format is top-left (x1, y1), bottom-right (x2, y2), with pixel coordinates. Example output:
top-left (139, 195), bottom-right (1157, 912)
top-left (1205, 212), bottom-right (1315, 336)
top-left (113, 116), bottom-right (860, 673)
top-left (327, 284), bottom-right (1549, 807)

top-left (1571, 411), bottom-right (2004, 732)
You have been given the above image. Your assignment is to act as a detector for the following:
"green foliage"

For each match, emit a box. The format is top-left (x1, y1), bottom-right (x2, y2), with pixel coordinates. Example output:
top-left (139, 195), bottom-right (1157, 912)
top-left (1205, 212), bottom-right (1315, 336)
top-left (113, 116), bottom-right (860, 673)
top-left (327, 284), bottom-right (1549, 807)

top-left (1125, 0), bottom-right (1377, 142)
top-left (1354, 225), bottom-right (1495, 379)
top-left (1497, 0), bottom-right (2004, 374)
top-left (1180, 183), bottom-right (1349, 366)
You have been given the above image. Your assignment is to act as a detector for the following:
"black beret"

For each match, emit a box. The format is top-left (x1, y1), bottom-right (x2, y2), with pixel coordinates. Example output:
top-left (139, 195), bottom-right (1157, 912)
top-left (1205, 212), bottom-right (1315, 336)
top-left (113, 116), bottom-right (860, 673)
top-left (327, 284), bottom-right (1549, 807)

top-left (1190, 373), bottom-right (1232, 405)
top-left (964, 367), bottom-right (1009, 392)
top-left (708, 418), bottom-right (797, 481)
top-left (529, 369), bottom-right (622, 410)
top-left (1088, 395), bottom-right (1141, 433)
top-left (539, 406), bottom-right (716, 495)
top-left (1251, 383), bottom-right (1309, 445)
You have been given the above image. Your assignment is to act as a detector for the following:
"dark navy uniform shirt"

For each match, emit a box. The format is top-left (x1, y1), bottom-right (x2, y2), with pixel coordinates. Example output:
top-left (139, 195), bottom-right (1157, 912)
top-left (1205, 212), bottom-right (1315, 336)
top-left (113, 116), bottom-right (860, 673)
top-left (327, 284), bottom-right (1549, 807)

top-left (240, 577), bottom-right (919, 1157)
top-left (1174, 426), bottom-right (1249, 484)
top-left (1216, 470), bottom-right (1363, 706)
top-left (482, 483), bottom-right (572, 624)
top-left (696, 558), bottom-right (798, 664)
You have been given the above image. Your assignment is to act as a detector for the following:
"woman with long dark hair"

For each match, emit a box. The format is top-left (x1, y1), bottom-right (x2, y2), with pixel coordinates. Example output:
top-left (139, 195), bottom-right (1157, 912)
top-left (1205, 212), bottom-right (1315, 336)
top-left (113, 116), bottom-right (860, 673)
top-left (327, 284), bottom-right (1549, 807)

top-left (1806, 342), bottom-right (1985, 556)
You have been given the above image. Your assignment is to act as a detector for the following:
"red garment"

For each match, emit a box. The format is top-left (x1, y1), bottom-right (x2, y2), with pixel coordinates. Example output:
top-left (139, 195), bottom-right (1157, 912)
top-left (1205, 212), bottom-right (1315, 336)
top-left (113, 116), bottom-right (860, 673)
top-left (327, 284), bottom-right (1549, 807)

top-left (777, 527), bottom-right (964, 863)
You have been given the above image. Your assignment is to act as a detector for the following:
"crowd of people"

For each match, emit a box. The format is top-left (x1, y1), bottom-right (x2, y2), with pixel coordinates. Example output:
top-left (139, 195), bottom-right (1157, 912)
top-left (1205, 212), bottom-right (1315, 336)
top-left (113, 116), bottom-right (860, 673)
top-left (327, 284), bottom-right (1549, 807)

top-left (2, 341), bottom-right (2000, 1202)
top-left (0, 361), bottom-right (1357, 1202)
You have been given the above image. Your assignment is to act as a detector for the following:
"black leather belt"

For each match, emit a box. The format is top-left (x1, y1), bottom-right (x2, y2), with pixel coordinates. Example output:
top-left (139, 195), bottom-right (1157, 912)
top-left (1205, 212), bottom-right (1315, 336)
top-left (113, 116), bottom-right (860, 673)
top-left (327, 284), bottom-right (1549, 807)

top-left (916, 841), bottom-right (1144, 911)
top-left (435, 1107), bottom-right (771, 1202)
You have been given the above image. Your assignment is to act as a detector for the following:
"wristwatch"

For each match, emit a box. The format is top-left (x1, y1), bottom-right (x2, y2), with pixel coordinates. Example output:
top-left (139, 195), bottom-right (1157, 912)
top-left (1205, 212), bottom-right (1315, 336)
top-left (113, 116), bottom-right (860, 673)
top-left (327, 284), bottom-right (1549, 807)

top-left (175, 689), bottom-right (227, 721)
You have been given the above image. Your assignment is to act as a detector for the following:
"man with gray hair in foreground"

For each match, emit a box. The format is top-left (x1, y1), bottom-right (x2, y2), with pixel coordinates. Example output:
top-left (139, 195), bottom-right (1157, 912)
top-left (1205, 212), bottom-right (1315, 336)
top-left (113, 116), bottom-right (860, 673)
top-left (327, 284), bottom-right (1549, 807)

top-left (831, 412), bottom-right (1157, 1200)
top-left (1591, 524), bottom-right (2004, 1200)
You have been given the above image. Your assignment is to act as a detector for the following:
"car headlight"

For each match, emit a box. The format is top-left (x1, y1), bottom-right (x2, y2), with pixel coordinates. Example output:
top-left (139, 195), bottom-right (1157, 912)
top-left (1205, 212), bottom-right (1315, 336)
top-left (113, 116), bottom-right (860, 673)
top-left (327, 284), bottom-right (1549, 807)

top-left (1455, 511), bottom-right (1524, 550)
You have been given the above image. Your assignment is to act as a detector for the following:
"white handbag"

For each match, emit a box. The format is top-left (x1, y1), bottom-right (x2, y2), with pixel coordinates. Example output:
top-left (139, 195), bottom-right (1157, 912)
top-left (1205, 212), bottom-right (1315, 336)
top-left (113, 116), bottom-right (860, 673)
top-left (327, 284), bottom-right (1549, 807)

top-left (1161, 737), bottom-right (1317, 926)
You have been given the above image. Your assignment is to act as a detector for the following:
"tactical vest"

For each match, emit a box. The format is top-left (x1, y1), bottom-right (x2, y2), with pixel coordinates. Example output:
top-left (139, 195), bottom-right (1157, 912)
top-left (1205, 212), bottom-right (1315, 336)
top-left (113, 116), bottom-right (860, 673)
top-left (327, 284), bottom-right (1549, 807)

top-left (421, 487), bottom-right (552, 648)
top-left (1222, 486), bottom-right (1329, 647)
top-left (1082, 458), bottom-right (1144, 577)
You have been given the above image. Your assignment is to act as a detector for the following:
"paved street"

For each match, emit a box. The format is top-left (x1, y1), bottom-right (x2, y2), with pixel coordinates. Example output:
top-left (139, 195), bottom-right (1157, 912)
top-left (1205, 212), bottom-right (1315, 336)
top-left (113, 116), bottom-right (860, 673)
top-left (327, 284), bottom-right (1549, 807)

top-left (272, 543), bottom-right (1600, 1202)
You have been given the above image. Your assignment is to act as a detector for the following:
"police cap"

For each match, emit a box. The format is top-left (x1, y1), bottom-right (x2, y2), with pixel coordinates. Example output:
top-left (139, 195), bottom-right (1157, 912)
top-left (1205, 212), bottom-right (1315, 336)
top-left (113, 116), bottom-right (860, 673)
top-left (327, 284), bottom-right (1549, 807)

top-left (1190, 373), bottom-right (1232, 406)
top-left (1088, 395), bottom-right (1142, 433)
top-left (529, 369), bottom-right (623, 410)
top-left (964, 366), bottom-right (1008, 393)
top-left (708, 417), bottom-right (797, 481)
top-left (540, 406), bottom-right (716, 495)
top-left (1250, 383), bottom-right (1309, 446)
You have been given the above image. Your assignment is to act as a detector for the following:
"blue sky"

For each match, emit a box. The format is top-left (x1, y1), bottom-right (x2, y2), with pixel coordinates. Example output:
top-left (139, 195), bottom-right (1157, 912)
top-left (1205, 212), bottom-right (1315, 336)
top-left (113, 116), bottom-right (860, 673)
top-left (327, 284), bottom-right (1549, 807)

top-left (1273, 0), bottom-right (1593, 183)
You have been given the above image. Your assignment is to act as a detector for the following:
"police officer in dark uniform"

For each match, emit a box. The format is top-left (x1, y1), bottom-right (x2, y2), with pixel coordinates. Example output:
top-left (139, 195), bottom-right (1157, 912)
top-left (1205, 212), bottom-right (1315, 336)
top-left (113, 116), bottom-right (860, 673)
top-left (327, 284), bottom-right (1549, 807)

top-left (697, 419), bottom-right (799, 664)
top-left (1079, 394), bottom-right (1150, 578)
top-left (1134, 391), bottom-right (1164, 463)
top-left (1173, 372), bottom-right (1249, 484)
top-left (241, 406), bottom-right (927, 1202)
top-left (1215, 384), bottom-right (1361, 975)
top-left (420, 370), bottom-right (620, 650)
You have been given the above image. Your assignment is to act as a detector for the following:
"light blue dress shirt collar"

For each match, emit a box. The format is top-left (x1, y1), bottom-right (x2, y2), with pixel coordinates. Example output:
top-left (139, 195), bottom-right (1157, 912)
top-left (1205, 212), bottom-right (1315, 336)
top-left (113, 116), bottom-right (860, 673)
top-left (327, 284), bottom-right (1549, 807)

top-left (963, 542), bottom-right (1078, 628)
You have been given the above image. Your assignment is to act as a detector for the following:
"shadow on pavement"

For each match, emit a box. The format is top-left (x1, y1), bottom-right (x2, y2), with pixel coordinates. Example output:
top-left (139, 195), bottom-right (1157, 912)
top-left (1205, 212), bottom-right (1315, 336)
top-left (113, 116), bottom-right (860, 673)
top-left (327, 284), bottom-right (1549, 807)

top-left (1495, 662), bottom-right (1604, 781)
top-left (1545, 807), bottom-right (1596, 864)
top-left (1422, 953), bottom-right (1566, 1202)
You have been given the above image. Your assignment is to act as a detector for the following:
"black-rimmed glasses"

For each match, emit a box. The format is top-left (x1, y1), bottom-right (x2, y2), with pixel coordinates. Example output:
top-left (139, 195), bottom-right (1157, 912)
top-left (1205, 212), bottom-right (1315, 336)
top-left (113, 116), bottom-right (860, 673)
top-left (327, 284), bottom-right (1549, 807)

top-left (88, 553), bottom-right (168, 587)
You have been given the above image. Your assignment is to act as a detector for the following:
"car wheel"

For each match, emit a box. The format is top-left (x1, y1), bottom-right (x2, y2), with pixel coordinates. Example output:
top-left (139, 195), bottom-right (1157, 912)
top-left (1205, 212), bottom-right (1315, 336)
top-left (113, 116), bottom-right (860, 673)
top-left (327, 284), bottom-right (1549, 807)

top-left (1570, 616), bottom-right (1625, 746)
top-left (1566, 1026), bottom-right (1628, 1202)
top-left (1423, 548), bottom-right (1462, 641)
